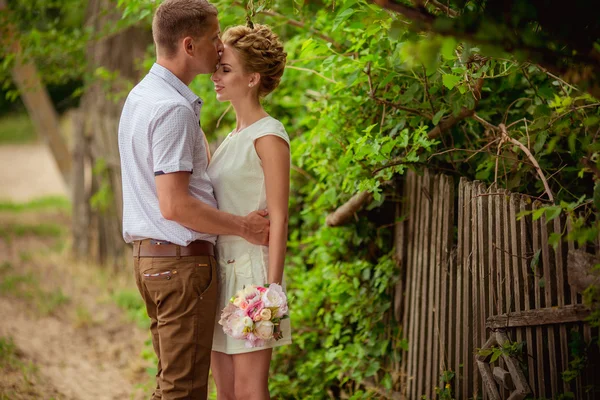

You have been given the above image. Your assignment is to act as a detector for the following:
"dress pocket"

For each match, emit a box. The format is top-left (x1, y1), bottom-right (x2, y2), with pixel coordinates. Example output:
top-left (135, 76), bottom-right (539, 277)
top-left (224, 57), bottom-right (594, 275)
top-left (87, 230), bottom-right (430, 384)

top-left (222, 252), bottom-right (254, 280)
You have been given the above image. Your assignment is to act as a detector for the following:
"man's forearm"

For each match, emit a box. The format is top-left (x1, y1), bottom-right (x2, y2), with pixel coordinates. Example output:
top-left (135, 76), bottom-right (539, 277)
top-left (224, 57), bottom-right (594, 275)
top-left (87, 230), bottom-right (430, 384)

top-left (169, 194), bottom-right (247, 237)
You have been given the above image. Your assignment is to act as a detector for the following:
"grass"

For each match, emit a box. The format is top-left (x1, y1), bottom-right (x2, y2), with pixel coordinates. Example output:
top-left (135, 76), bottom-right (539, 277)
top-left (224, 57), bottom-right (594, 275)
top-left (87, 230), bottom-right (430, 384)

top-left (0, 262), bottom-right (70, 316)
top-left (112, 288), bottom-right (149, 329)
top-left (0, 336), bottom-right (18, 368)
top-left (0, 196), bottom-right (71, 213)
top-left (74, 305), bottom-right (94, 328)
top-left (0, 222), bottom-right (66, 243)
top-left (0, 113), bottom-right (37, 145)
top-left (0, 336), bottom-right (45, 399)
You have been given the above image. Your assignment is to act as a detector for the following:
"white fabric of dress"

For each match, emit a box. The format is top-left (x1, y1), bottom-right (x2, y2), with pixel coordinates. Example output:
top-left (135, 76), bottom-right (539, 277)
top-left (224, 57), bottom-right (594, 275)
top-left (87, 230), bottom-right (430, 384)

top-left (208, 116), bottom-right (292, 354)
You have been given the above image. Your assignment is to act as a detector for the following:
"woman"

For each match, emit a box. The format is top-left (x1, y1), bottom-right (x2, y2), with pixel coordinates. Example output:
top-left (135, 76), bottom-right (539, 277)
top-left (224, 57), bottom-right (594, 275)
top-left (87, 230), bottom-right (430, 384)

top-left (208, 23), bottom-right (291, 400)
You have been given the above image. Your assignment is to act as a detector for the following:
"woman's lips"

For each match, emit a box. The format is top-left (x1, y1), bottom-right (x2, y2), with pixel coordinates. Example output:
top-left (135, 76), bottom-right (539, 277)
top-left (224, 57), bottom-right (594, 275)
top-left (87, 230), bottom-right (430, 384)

top-left (215, 86), bottom-right (224, 92)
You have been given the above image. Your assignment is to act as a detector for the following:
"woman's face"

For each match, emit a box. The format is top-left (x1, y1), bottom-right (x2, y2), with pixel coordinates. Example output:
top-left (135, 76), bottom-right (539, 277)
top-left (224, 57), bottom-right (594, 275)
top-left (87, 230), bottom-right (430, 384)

top-left (211, 44), bottom-right (257, 102)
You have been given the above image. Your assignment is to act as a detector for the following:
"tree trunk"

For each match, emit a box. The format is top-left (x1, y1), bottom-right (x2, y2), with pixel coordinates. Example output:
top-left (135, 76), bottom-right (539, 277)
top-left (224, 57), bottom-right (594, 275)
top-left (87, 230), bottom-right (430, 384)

top-left (74, 0), bottom-right (151, 267)
top-left (1, 0), bottom-right (72, 187)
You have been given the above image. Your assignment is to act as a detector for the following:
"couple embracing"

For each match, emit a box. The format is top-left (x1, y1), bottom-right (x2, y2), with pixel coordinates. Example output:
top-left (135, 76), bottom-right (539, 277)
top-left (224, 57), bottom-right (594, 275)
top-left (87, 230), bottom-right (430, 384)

top-left (118, 0), bottom-right (292, 398)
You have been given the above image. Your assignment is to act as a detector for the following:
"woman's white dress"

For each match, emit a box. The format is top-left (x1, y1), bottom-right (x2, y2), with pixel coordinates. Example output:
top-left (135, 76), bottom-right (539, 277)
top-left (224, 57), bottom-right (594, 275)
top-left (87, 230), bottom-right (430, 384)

top-left (207, 116), bottom-right (292, 354)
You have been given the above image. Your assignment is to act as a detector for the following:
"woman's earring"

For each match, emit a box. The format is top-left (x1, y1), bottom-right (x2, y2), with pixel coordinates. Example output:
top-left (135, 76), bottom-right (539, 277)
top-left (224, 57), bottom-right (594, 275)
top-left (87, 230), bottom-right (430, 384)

top-left (248, 83), bottom-right (254, 87)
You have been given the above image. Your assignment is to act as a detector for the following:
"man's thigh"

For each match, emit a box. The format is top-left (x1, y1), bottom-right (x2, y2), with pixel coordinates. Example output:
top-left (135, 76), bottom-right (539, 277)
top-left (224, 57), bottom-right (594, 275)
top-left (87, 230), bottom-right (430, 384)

top-left (140, 255), bottom-right (218, 399)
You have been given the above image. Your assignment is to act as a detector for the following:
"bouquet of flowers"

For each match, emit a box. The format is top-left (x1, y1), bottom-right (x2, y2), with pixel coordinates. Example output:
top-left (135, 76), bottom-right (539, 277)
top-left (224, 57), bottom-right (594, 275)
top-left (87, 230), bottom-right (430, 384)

top-left (218, 283), bottom-right (289, 348)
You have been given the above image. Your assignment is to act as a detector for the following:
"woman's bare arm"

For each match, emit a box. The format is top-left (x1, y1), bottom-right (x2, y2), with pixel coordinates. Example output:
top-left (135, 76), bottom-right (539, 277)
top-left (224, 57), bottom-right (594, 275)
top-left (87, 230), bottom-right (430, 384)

top-left (255, 135), bottom-right (290, 284)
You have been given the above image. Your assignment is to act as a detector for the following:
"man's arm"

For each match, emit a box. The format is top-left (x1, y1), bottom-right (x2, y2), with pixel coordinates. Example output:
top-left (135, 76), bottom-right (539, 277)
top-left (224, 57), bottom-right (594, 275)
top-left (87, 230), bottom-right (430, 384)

top-left (155, 172), bottom-right (269, 245)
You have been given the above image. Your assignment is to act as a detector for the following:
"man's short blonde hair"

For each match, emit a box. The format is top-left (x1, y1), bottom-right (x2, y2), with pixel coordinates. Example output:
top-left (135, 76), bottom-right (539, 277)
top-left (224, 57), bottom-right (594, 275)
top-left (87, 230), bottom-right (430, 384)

top-left (152, 0), bottom-right (218, 58)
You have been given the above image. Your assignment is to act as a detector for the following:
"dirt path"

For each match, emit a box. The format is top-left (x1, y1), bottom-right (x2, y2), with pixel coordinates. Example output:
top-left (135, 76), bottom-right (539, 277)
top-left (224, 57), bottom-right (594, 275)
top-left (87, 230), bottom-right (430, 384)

top-left (0, 298), bottom-right (146, 400)
top-left (0, 144), bottom-right (68, 201)
top-left (0, 200), bottom-right (152, 398)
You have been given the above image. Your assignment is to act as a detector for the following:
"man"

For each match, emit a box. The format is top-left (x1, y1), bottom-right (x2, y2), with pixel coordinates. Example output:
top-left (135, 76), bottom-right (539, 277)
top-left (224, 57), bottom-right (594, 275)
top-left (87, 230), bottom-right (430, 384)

top-left (118, 0), bottom-right (270, 398)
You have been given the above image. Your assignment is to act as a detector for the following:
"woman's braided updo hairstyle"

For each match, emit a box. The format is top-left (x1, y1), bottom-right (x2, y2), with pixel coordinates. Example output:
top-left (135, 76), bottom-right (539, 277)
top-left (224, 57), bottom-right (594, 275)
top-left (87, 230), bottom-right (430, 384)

top-left (222, 24), bottom-right (287, 97)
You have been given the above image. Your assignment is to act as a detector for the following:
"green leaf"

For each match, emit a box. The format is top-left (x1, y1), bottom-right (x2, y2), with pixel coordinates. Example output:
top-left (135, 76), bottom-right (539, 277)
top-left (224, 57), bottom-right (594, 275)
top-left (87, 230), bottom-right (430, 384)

top-left (440, 37), bottom-right (457, 60)
top-left (442, 74), bottom-right (461, 89)
top-left (389, 19), bottom-right (404, 40)
top-left (490, 351), bottom-right (501, 363)
top-left (332, 9), bottom-right (355, 32)
top-left (539, 277), bottom-right (546, 288)
top-left (549, 232), bottom-right (562, 249)
top-left (544, 206), bottom-right (562, 222)
top-left (531, 249), bottom-right (541, 272)
top-left (365, 361), bottom-right (380, 377)
top-left (584, 116), bottom-right (599, 127)
top-left (432, 109), bottom-right (445, 125)
top-left (478, 349), bottom-right (493, 357)
top-left (532, 208), bottom-right (545, 220)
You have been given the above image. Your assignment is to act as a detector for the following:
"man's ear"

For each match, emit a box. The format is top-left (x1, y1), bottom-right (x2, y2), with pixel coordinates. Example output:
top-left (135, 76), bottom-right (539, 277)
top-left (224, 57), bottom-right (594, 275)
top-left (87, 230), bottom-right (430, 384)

top-left (182, 36), bottom-right (194, 56)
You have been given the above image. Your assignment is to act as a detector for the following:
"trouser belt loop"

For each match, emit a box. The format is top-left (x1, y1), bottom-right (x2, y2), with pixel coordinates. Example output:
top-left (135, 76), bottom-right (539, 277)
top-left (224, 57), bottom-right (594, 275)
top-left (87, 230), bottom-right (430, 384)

top-left (176, 245), bottom-right (181, 259)
top-left (135, 241), bottom-right (141, 259)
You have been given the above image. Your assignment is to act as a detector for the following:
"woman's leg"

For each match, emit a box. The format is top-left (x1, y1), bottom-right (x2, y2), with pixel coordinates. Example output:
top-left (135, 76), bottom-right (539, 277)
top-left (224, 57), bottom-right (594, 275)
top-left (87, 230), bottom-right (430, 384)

top-left (232, 349), bottom-right (273, 400)
top-left (211, 351), bottom-right (236, 400)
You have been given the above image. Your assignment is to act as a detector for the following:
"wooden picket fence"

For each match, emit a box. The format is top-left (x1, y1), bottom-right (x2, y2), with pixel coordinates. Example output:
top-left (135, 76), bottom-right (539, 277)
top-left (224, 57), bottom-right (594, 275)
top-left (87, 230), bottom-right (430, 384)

top-left (395, 169), bottom-right (600, 399)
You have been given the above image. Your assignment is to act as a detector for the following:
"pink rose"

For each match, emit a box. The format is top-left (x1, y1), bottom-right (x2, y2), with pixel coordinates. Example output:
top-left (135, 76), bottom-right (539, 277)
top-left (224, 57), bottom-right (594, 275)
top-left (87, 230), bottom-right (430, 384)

top-left (247, 300), bottom-right (265, 321)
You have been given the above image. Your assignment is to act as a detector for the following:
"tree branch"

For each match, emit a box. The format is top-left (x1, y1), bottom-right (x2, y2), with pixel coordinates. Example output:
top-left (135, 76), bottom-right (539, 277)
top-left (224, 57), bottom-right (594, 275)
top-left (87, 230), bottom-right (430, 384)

top-left (258, 9), bottom-right (343, 50)
top-left (285, 65), bottom-right (338, 84)
top-left (325, 191), bottom-right (373, 227)
top-left (371, 0), bottom-right (435, 27)
top-left (365, 62), bottom-right (433, 118)
top-left (427, 0), bottom-right (458, 17)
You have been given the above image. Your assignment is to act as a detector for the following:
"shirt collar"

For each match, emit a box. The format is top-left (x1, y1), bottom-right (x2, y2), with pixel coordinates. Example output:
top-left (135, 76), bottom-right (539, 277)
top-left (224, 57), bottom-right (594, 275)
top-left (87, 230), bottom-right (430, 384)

top-left (149, 63), bottom-right (204, 108)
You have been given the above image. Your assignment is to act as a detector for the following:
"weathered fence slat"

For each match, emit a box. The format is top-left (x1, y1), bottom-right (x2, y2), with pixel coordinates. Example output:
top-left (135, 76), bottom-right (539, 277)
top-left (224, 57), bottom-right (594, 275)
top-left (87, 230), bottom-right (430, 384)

top-left (404, 170), bottom-right (418, 398)
top-left (416, 170), bottom-right (431, 398)
top-left (476, 182), bottom-right (488, 400)
top-left (509, 195), bottom-right (523, 348)
top-left (397, 170), bottom-right (598, 399)
top-left (531, 204), bottom-right (546, 398)
top-left (462, 178), bottom-right (473, 398)
top-left (425, 174), bottom-right (438, 398)
top-left (431, 175), bottom-right (443, 396)
top-left (486, 304), bottom-right (591, 328)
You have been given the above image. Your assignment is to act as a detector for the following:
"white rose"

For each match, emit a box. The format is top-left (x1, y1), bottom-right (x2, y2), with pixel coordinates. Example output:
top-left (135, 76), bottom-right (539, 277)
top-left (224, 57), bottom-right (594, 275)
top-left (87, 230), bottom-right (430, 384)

top-left (254, 320), bottom-right (274, 340)
top-left (263, 284), bottom-right (287, 309)
top-left (242, 316), bottom-right (254, 328)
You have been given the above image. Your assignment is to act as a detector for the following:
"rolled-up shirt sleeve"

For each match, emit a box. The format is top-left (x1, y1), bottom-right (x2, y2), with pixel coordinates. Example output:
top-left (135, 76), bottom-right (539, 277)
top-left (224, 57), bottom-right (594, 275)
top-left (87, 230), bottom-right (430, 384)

top-left (151, 105), bottom-right (198, 176)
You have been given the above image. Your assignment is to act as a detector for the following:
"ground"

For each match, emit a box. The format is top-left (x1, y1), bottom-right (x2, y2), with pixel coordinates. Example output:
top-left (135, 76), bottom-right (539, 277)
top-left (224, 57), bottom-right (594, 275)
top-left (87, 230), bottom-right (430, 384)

top-left (0, 142), bottom-right (152, 399)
